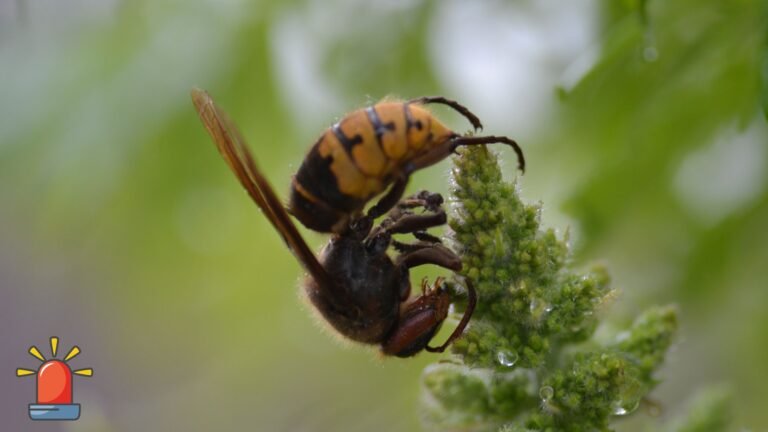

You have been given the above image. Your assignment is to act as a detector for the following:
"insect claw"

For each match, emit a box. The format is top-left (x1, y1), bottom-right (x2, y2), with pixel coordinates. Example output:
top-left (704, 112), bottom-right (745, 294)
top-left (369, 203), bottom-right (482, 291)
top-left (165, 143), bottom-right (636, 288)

top-left (420, 277), bottom-right (430, 294)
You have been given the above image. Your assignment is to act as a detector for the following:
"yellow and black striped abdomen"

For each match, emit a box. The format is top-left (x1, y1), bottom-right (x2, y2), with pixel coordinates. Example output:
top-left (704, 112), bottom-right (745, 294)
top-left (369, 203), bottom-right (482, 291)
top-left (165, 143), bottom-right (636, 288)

top-left (289, 101), bottom-right (455, 232)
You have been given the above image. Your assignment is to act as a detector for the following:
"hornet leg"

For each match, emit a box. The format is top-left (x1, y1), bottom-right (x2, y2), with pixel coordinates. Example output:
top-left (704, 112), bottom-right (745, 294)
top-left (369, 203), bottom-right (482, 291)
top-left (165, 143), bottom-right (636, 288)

top-left (408, 96), bottom-right (483, 131)
top-left (381, 276), bottom-right (477, 357)
top-left (409, 135), bottom-right (525, 174)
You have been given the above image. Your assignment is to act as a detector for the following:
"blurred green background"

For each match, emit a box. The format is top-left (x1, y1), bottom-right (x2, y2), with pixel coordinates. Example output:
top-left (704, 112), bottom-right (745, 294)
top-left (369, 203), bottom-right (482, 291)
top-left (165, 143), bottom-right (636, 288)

top-left (1, 0), bottom-right (766, 430)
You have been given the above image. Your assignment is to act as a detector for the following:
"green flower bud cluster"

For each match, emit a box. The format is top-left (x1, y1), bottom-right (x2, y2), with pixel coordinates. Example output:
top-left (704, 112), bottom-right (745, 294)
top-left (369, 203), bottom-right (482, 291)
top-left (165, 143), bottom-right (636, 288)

top-left (421, 147), bottom-right (680, 431)
top-left (448, 147), bottom-right (613, 369)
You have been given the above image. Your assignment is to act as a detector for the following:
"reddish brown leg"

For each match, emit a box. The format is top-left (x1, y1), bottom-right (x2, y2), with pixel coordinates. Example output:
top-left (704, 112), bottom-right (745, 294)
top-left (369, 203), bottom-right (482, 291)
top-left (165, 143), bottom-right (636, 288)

top-left (381, 278), bottom-right (477, 357)
top-left (381, 246), bottom-right (473, 357)
top-left (381, 279), bottom-right (451, 357)
top-left (397, 244), bottom-right (462, 271)
top-left (426, 279), bottom-right (477, 353)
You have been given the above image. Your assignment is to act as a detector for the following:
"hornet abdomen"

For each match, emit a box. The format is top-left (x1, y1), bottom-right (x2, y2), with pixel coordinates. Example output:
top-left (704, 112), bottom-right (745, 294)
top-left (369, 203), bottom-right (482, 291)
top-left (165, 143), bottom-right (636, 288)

top-left (289, 101), bottom-right (455, 232)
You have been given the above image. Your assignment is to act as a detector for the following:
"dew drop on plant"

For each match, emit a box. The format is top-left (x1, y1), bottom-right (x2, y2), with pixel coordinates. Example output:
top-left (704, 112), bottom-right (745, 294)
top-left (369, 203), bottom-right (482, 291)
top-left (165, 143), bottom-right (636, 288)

top-left (539, 385), bottom-right (554, 402)
top-left (529, 298), bottom-right (539, 313)
top-left (497, 350), bottom-right (518, 367)
top-left (612, 399), bottom-right (640, 416)
top-left (529, 298), bottom-right (552, 319)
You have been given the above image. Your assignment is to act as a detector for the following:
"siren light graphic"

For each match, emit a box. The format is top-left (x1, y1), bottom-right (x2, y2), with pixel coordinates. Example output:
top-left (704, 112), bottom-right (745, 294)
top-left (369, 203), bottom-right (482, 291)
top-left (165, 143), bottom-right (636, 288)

top-left (16, 336), bottom-right (93, 421)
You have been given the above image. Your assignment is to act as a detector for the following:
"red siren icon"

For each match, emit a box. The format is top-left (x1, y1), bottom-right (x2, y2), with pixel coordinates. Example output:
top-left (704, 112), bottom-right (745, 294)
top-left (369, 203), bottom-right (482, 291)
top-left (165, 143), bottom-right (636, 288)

top-left (16, 336), bottom-right (93, 421)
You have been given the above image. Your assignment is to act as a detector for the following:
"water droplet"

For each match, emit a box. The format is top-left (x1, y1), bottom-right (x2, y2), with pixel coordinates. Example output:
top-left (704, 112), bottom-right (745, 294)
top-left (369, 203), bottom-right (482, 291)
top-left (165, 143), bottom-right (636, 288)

top-left (539, 385), bottom-right (554, 401)
top-left (612, 399), bottom-right (640, 416)
top-left (529, 298), bottom-right (539, 313)
top-left (530, 299), bottom-right (553, 321)
top-left (496, 350), bottom-right (518, 367)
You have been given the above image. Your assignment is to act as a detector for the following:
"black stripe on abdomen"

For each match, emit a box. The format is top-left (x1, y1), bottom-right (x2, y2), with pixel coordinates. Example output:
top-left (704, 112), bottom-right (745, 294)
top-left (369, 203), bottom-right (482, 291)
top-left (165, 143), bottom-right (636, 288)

top-left (295, 136), bottom-right (364, 213)
top-left (332, 122), bottom-right (364, 161)
top-left (366, 106), bottom-right (396, 150)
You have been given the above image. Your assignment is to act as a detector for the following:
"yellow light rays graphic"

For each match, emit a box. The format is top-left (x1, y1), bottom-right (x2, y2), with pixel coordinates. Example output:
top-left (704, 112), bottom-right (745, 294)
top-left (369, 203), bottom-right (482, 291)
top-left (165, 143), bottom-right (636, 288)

top-left (18, 338), bottom-right (93, 382)
top-left (63, 346), bottom-right (81, 362)
top-left (28, 346), bottom-right (46, 362)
